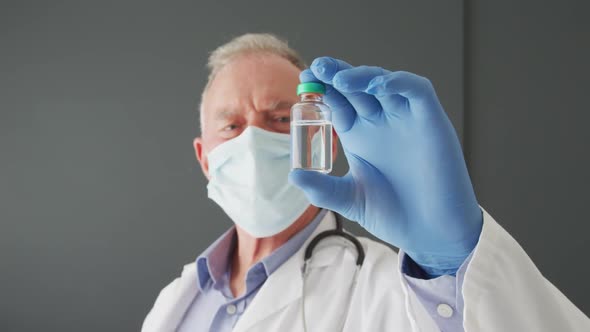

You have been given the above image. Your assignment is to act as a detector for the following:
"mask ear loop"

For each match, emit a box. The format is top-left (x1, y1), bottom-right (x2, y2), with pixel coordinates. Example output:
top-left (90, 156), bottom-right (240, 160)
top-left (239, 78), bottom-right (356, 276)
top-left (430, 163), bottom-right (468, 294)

top-left (300, 218), bottom-right (365, 332)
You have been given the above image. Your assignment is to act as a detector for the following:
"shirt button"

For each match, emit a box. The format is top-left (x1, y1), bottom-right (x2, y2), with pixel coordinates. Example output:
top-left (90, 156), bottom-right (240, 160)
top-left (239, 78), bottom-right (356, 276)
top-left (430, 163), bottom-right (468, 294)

top-left (436, 303), bottom-right (454, 318)
top-left (226, 304), bottom-right (237, 315)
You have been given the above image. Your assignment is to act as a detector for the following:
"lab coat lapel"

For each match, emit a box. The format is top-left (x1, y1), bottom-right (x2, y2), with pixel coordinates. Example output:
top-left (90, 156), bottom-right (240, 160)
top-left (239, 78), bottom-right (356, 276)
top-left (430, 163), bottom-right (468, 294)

top-left (144, 264), bottom-right (199, 332)
top-left (232, 212), bottom-right (338, 332)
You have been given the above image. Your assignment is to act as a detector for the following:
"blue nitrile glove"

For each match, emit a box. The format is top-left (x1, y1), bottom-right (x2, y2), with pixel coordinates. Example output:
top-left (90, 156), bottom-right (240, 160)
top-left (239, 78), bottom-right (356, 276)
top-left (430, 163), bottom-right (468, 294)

top-left (289, 57), bottom-right (483, 277)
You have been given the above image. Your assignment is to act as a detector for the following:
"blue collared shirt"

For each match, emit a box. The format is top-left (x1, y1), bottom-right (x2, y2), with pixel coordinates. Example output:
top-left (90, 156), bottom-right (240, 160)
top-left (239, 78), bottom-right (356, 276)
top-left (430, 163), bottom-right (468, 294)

top-left (177, 209), bottom-right (327, 332)
top-left (402, 251), bottom-right (473, 332)
top-left (178, 207), bottom-right (469, 332)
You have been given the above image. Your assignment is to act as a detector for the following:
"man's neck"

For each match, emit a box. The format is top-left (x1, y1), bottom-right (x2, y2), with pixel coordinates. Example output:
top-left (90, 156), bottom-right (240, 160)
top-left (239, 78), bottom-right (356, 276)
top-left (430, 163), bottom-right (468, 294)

top-left (229, 205), bottom-right (320, 297)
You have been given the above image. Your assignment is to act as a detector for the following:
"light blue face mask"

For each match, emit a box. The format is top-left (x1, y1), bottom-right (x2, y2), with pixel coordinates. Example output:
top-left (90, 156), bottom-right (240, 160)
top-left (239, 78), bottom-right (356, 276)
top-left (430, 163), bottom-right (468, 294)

top-left (206, 126), bottom-right (311, 238)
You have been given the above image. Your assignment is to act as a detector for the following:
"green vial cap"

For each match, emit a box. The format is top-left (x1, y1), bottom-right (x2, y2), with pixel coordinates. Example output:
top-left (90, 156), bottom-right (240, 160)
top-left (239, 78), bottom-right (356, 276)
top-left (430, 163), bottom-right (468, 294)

top-left (297, 82), bottom-right (326, 95)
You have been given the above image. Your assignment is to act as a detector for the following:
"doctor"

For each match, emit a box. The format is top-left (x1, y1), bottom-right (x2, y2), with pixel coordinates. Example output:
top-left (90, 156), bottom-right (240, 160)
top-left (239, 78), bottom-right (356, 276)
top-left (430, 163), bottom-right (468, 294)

top-left (142, 33), bottom-right (589, 331)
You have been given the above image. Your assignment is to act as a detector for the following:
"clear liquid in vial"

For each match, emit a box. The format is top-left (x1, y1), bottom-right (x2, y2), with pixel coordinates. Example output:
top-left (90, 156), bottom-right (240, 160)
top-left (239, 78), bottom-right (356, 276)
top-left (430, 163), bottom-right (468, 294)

top-left (291, 120), bottom-right (333, 173)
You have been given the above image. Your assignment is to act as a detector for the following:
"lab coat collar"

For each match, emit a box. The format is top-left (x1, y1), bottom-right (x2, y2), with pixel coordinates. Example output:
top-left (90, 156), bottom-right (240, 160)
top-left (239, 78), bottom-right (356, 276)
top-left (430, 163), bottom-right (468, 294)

top-left (145, 210), bottom-right (340, 332)
top-left (231, 211), bottom-right (338, 332)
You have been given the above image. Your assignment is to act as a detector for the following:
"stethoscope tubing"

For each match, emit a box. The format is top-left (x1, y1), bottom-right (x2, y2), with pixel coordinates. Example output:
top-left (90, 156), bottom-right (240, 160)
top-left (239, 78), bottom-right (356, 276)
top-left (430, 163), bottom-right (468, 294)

top-left (303, 216), bottom-right (365, 267)
top-left (300, 214), bottom-right (366, 332)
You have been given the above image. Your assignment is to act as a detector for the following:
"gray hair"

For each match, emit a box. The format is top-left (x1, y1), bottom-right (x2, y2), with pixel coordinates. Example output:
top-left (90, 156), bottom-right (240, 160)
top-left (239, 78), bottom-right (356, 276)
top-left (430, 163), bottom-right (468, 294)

top-left (199, 33), bottom-right (306, 131)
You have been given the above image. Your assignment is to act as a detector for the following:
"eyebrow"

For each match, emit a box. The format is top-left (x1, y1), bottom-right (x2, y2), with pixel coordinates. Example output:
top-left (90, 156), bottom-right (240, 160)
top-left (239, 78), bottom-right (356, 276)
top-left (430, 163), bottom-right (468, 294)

top-left (213, 100), bottom-right (294, 120)
top-left (214, 108), bottom-right (241, 121)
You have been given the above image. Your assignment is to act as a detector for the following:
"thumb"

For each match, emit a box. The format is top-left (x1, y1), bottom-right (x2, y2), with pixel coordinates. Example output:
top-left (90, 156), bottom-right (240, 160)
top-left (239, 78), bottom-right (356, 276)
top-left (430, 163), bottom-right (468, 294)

top-left (288, 169), bottom-right (355, 216)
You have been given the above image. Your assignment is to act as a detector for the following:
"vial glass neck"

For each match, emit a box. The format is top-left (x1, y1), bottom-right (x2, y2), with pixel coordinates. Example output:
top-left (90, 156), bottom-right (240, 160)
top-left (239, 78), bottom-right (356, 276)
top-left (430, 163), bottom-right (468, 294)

top-left (300, 93), bottom-right (323, 102)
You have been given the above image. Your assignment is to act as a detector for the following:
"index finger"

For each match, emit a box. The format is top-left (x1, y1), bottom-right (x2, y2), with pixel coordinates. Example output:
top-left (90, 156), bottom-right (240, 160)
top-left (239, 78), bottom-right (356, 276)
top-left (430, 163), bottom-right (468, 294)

top-left (299, 68), bottom-right (356, 133)
top-left (310, 57), bottom-right (382, 121)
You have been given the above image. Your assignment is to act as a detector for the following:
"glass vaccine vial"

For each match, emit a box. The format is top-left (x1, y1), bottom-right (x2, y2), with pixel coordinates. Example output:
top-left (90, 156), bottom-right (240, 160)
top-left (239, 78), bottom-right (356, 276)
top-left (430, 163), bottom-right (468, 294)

top-left (291, 82), bottom-right (333, 173)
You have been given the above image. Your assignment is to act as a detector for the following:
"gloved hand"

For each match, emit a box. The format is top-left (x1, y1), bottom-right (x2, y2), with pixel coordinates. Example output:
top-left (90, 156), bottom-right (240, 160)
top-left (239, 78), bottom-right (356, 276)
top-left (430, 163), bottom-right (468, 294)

top-left (289, 57), bottom-right (483, 277)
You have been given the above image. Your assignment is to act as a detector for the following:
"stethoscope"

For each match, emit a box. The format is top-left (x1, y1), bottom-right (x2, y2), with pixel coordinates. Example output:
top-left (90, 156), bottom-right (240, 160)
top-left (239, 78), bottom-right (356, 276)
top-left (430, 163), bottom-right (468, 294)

top-left (300, 215), bottom-right (366, 332)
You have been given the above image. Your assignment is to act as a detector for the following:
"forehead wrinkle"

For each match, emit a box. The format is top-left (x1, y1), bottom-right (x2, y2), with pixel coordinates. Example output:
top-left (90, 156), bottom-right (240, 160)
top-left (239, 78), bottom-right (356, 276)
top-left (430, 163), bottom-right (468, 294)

top-left (256, 99), bottom-right (295, 113)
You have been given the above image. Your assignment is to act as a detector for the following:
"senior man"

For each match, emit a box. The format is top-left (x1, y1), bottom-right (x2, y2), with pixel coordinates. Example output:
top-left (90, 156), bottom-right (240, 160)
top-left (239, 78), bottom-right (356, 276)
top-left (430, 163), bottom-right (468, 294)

top-left (142, 34), bottom-right (589, 331)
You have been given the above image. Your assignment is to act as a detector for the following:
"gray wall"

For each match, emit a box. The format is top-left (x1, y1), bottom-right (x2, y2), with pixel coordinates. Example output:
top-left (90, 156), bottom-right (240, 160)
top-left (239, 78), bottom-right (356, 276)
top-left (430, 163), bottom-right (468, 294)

top-left (465, 0), bottom-right (590, 316)
top-left (0, 1), bottom-right (463, 331)
top-left (0, 1), bottom-right (587, 331)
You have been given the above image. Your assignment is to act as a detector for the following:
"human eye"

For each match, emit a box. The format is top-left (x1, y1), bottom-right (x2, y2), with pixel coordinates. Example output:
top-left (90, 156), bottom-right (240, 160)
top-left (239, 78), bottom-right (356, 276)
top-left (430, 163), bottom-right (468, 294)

top-left (223, 124), bottom-right (239, 131)
top-left (269, 114), bottom-right (291, 134)
top-left (274, 116), bottom-right (290, 123)
top-left (217, 123), bottom-right (244, 139)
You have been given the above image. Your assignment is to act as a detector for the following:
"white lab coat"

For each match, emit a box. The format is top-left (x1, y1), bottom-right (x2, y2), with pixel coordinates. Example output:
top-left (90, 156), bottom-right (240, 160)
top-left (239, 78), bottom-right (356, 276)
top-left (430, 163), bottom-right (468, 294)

top-left (142, 210), bottom-right (590, 331)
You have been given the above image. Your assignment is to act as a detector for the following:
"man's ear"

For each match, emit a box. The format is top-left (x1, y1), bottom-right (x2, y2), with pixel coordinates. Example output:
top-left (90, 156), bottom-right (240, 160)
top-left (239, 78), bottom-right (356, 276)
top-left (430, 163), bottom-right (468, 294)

top-left (332, 128), bottom-right (339, 162)
top-left (193, 137), bottom-right (210, 179)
